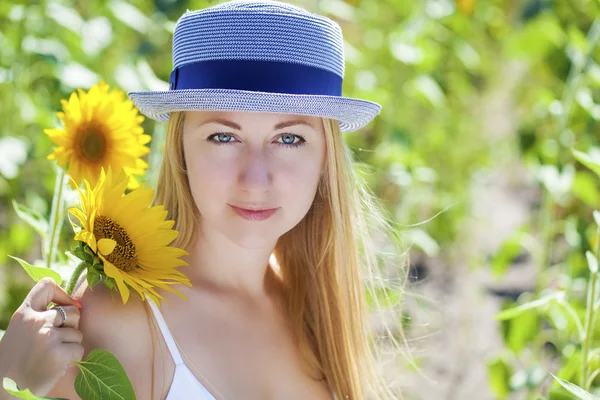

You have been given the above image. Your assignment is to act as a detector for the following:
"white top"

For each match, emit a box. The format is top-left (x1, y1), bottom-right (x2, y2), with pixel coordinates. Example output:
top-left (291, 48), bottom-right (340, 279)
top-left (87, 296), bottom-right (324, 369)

top-left (146, 296), bottom-right (217, 400)
top-left (146, 296), bottom-right (339, 400)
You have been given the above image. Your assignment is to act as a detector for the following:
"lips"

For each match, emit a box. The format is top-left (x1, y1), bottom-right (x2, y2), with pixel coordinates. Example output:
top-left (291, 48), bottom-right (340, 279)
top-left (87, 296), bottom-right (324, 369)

top-left (229, 204), bottom-right (279, 221)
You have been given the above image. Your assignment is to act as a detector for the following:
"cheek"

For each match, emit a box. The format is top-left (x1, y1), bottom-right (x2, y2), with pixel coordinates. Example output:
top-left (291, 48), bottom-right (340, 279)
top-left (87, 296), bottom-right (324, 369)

top-left (276, 158), bottom-right (323, 215)
top-left (184, 147), bottom-right (237, 210)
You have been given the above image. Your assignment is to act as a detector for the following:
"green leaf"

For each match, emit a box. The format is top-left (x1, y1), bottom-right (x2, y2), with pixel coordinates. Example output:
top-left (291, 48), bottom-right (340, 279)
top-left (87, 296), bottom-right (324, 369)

top-left (74, 349), bottom-right (136, 400)
top-left (86, 269), bottom-right (101, 288)
top-left (507, 310), bottom-right (539, 354)
top-left (3, 377), bottom-right (68, 400)
top-left (491, 227), bottom-right (529, 278)
top-left (572, 172), bottom-right (600, 208)
top-left (8, 256), bottom-right (63, 285)
top-left (504, 13), bottom-right (565, 59)
top-left (587, 251), bottom-right (598, 274)
top-left (487, 356), bottom-right (512, 399)
top-left (548, 387), bottom-right (579, 400)
top-left (0, 330), bottom-right (4, 341)
top-left (495, 292), bottom-right (564, 320)
top-left (551, 374), bottom-right (600, 400)
top-left (573, 149), bottom-right (600, 180)
top-left (555, 351), bottom-right (581, 383)
top-left (103, 277), bottom-right (116, 292)
top-left (12, 200), bottom-right (49, 239)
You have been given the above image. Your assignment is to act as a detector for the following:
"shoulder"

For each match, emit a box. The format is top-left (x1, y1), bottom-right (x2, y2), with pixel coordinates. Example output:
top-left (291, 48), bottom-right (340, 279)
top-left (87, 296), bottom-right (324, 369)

top-left (47, 280), bottom-right (155, 399)
top-left (74, 281), bottom-right (156, 383)
top-left (74, 280), bottom-right (150, 354)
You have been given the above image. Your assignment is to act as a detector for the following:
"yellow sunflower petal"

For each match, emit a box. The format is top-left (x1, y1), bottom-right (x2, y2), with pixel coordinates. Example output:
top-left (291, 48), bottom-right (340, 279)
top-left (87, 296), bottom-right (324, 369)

top-left (74, 230), bottom-right (97, 253)
top-left (68, 207), bottom-right (88, 230)
top-left (103, 260), bottom-right (130, 305)
top-left (97, 238), bottom-right (116, 256)
top-left (119, 273), bottom-right (148, 302)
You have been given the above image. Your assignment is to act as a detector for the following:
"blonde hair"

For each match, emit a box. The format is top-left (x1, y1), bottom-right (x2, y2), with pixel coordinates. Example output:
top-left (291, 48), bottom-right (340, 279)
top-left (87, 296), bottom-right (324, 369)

top-left (152, 111), bottom-right (409, 399)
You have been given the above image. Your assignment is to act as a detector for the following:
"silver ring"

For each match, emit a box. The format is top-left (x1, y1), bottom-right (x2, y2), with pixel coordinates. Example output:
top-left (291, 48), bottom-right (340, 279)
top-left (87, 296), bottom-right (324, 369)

top-left (53, 305), bottom-right (67, 328)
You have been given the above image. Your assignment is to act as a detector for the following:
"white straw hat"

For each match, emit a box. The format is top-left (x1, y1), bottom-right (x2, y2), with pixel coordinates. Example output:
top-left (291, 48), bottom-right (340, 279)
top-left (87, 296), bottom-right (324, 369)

top-left (128, 0), bottom-right (382, 133)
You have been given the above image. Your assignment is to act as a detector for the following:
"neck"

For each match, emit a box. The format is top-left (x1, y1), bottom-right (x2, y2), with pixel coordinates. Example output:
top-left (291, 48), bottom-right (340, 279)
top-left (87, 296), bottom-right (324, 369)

top-left (180, 223), bottom-right (284, 304)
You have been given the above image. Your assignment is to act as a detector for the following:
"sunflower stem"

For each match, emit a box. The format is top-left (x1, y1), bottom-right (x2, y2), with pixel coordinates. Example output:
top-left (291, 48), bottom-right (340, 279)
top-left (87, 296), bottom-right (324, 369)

top-left (46, 166), bottom-right (65, 269)
top-left (66, 261), bottom-right (86, 296)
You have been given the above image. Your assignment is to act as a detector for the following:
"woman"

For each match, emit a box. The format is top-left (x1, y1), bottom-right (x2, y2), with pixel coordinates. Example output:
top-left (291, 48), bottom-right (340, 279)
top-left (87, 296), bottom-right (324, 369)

top-left (2, 1), bottom-right (407, 399)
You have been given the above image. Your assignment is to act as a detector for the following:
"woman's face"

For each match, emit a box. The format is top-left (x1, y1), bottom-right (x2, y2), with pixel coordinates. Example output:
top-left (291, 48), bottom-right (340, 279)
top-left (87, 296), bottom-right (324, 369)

top-left (182, 110), bottom-right (327, 248)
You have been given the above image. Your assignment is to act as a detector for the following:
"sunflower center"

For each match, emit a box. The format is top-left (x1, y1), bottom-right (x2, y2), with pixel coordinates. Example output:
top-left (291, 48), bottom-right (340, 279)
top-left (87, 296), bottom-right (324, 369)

top-left (93, 215), bottom-right (138, 272)
top-left (78, 128), bottom-right (107, 163)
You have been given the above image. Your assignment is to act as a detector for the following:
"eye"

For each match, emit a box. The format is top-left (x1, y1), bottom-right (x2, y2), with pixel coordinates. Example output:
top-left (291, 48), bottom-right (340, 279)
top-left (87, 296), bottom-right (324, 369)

top-left (206, 133), bottom-right (237, 146)
top-left (277, 133), bottom-right (306, 148)
top-left (207, 133), bottom-right (307, 148)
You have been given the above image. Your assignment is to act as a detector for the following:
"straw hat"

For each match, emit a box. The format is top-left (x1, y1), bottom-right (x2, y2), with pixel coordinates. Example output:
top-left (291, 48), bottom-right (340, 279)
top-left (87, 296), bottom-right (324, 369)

top-left (128, 0), bottom-right (381, 133)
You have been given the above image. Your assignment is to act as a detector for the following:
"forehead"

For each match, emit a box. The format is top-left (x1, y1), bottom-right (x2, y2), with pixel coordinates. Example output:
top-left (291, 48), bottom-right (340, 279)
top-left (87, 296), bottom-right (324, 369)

top-left (184, 110), bottom-right (323, 131)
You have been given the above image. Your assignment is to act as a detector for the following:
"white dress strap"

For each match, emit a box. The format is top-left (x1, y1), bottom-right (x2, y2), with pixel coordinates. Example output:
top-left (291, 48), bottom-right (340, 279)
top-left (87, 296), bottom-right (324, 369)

top-left (146, 296), bottom-right (185, 366)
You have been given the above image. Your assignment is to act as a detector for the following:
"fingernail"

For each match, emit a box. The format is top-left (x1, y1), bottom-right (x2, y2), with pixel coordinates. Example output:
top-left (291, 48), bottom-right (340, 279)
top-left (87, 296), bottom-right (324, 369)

top-left (72, 299), bottom-right (82, 309)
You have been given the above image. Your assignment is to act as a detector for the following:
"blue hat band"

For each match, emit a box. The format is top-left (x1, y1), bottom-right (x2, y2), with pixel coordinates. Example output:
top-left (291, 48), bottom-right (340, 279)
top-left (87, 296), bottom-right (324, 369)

top-left (169, 59), bottom-right (343, 96)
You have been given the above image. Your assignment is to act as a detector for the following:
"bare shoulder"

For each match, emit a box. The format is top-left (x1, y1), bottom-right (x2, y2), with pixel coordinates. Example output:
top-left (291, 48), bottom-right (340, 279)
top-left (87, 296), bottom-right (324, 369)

top-left (75, 280), bottom-right (150, 355)
top-left (46, 280), bottom-right (155, 399)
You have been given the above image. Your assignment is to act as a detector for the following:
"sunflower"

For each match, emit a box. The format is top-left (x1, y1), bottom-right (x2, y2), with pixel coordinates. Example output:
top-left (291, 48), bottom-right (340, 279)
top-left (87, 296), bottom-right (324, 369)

top-left (45, 80), bottom-right (151, 189)
top-left (68, 167), bottom-right (191, 305)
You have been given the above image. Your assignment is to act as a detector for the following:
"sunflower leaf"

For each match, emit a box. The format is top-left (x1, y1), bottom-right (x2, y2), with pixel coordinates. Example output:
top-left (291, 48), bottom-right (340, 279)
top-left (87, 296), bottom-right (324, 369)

top-left (83, 244), bottom-right (96, 259)
top-left (103, 276), bottom-right (116, 291)
top-left (74, 349), bottom-right (136, 400)
top-left (12, 200), bottom-right (49, 239)
top-left (2, 377), bottom-right (68, 400)
top-left (86, 269), bottom-right (101, 288)
top-left (72, 248), bottom-right (89, 263)
top-left (8, 256), bottom-right (63, 285)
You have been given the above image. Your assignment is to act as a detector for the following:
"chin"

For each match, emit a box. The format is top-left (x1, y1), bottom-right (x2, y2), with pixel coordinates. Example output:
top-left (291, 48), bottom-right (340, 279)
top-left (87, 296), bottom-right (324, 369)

top-left (223, 228), bottom-right (280, 249)
top-left (222, 217), bottom-right (303, 249)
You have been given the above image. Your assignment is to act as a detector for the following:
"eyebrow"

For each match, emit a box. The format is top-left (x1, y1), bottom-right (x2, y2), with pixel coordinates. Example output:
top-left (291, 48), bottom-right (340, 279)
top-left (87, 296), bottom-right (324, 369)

top-left (197, 118), bottom-right (316, 131)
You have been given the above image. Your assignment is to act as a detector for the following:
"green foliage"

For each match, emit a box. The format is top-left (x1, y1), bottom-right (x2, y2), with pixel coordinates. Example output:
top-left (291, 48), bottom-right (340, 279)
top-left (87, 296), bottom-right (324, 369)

top-left (2, 377), bottom-right (67, 400)
top-left (73, 349), bottom-right (136, 400)
top-left (11, 200), bottom-right (49, 240)
top-left (8, 256), bottom-right (62, 285)
top-left (552, 375), bottom-right (600, 400)
top-left (491, 226), bottom-right (532, 278)
top-left (487, 355), bottom-right (512, 399)
top-left (495, 292), bottom-right (564, 321)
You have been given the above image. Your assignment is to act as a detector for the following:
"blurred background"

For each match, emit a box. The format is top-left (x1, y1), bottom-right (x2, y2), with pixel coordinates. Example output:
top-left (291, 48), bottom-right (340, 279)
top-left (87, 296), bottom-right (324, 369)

top-left (1, 0), bottom-right (600, 399)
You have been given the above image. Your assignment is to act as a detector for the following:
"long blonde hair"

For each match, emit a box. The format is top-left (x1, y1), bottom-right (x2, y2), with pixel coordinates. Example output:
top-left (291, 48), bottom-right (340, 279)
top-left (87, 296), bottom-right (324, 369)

top-left (151, 111), bottom-right (409, 399)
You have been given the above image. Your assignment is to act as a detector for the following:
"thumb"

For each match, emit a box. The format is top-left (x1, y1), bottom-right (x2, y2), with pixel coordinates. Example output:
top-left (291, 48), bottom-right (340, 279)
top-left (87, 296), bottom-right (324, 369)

top-left (27, 278), bottom-right (81, 311)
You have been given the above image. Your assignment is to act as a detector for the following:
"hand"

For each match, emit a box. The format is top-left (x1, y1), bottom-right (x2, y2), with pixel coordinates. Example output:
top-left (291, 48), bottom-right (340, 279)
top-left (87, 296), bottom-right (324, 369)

top-left (0, 277), bottom-right (83, 397)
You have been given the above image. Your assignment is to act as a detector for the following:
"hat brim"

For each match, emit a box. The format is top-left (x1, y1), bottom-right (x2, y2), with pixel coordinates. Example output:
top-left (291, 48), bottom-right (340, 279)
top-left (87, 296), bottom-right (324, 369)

top-left (127, 88), bottom-right (381, 133)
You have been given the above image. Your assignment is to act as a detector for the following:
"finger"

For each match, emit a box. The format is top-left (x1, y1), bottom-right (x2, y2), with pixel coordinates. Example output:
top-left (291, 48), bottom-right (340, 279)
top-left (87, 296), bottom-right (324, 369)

top-left (43, 305), bottom-right (80, 329)
top-left (50, 327), bottom-right (83, 344)
top-left (27, 278), bottom-right (81, 312)
top-left (63, 343), bottom-right (85, 363)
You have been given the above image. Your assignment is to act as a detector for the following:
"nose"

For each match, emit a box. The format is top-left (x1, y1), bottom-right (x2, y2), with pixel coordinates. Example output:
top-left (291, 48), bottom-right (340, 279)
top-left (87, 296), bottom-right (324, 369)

top-left (238, 148), bottom-right (272, 193)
